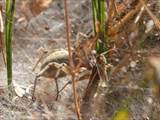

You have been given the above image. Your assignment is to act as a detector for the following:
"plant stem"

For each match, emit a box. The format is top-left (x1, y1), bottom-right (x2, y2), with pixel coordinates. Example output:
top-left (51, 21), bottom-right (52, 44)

top-left (92, 0), bottom-right (108, 54)
top-left (64, 0), bottom-right (81, 119)
top-left (5, 0), bottom-right (15, 87)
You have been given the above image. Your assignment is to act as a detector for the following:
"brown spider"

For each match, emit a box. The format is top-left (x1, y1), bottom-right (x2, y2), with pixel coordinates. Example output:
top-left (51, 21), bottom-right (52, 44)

top-left (32, 33), bottom-right (109, 101)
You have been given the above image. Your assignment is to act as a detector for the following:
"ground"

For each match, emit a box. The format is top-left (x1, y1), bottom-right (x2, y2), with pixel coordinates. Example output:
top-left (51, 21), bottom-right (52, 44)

top-left (0, 0), bottom-right (160, 120)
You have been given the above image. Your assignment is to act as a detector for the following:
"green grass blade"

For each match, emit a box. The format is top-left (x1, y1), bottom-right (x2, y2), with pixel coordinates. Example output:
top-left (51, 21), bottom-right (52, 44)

top-left (92, 0), bottom-right (108, 53)
top-left (5, 0), bottom-right (15, 86)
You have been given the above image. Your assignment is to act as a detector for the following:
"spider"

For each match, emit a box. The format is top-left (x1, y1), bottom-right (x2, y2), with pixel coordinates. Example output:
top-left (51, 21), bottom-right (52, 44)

top-left (32, 32), bottom-right (97, 100)
top-left (32, 32), bottom-right (112, 101)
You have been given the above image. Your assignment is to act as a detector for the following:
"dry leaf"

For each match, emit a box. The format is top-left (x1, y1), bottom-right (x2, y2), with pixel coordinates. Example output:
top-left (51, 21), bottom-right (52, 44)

top-left (18, 0), bottom-right (52, 20)
top-left (30, 0), bottom-right (52, 16)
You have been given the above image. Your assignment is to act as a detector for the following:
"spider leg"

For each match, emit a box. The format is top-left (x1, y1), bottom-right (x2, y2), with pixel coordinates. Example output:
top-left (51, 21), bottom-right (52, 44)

top-left (32, 49), bottom-right (48, 71)
top-left (32, 62), bottom-right (61, 101)
top-left (58, 69), bottom-right (90, 95)
top-left (32, 76), bottom-right (39, 101)
top-left (47, 62), bottom-right (69, 100)
top-left (32, 62), bottom-right (52, 101)
top-left (54, 64), bottom-right (65, 100)
top-left (75, 32), bottom-right (89, 46)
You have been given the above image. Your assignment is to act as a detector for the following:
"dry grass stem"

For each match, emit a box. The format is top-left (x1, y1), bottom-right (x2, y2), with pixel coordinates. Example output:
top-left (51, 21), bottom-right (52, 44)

top-left (64, 0), bottom-right (81, 119)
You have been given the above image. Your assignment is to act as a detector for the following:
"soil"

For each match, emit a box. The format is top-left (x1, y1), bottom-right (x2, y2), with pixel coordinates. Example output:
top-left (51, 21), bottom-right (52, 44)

top-left (0, 0), bottom-right (160, 120)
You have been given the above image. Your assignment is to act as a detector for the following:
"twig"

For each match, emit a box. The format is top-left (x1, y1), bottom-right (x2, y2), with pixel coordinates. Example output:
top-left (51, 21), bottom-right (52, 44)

top-left (108, 1), bottom-right (142, 36)
top-left (64, 0), bottom-right (81, 119)
top-left (140, 0), bottom-right (160, 29)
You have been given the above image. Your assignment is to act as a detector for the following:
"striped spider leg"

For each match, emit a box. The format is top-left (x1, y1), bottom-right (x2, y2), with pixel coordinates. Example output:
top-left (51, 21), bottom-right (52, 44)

top-left (32, 62), bottom-right (69, 101)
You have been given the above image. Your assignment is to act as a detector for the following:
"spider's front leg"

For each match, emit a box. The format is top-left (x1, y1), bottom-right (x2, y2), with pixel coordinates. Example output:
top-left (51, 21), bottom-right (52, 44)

top-left (32, 62), bottom-right (69, 101)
